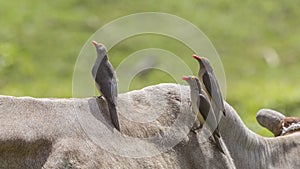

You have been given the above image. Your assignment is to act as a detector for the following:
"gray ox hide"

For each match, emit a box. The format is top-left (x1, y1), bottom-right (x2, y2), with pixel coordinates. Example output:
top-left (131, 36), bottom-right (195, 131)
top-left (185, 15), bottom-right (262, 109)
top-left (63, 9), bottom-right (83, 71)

top-left (0, 84), bottom-right (299, 169)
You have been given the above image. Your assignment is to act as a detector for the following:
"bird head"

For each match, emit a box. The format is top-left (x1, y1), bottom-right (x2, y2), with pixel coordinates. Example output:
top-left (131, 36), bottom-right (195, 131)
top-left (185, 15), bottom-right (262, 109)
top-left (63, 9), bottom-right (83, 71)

top-left (92, 41), bottom-right (103, 48)
top-left (92, 40), bottom-right (107, 58)
top-left (192, 54), bottom-right (213, 72)
top-left (182, 75), bottom-right (200, 89)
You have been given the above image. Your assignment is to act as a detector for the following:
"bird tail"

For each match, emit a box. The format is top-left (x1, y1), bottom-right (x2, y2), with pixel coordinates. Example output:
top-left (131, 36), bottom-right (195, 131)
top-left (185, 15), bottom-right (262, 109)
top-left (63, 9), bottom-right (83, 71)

top-left (212, 132), bottom-right (225, 154)
top-left (108, 102), bottom-right (120, 131)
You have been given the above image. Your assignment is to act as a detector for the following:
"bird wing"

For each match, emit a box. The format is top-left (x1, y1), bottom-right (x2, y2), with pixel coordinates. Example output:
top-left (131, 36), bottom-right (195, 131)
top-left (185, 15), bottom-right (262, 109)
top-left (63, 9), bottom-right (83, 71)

top-left (212, 132), bottom-right (224, 153)
top-left (198, 93), bottom-right (210, 120)
top-left (202, 71), bottom-right (225, 114)
top-left (195, 94), bottom-right (205, 124)
top-left (111, 75), bottom-right (118, 105)
top-left (199, 93), bottom-right (219, 134)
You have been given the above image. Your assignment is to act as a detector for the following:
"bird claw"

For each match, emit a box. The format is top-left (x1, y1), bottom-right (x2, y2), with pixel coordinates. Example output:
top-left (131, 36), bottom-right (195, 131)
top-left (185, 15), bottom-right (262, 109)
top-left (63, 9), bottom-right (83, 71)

top-left (191, 125), bottom-right (202, 134)
top-left (96, 95), bottom-right (105, 100)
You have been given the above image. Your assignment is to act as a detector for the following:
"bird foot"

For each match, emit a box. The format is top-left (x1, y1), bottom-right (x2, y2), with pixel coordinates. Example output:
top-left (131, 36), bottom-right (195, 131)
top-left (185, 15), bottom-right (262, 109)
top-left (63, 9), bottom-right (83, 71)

top-left (191, 124), bottom-right (203, 134)
top-left (96, 95), bottom-right (103, 98)
top-left (96, 95), bottom-right (105, 101)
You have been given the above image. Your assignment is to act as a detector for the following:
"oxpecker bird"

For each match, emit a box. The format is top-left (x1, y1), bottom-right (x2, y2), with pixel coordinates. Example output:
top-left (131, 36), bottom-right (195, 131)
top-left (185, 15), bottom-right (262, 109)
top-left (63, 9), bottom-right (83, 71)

top-left (280, 117), bottom-right (300, 136)
top-left (182, 75), bottom-right (225, 154)
top-left (92, 41), bottom-right (120, 131)
top-left (193, 54), bottom-right (226, 123)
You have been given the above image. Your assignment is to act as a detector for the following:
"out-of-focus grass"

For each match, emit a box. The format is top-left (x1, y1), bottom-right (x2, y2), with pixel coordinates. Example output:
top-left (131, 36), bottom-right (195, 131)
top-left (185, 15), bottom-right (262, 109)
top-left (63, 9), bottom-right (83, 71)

top-left (0, 0), bottom-right (300, 136)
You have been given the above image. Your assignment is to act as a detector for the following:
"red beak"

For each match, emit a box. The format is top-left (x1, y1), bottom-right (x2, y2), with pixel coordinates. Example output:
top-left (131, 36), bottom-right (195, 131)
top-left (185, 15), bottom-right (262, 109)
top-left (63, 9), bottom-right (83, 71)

top-left (92, 41), bottom-right (98, 46)
top-left (192, 54), bottom-right (201, 60)
top-left (182, 76), bottom-right (188, 81)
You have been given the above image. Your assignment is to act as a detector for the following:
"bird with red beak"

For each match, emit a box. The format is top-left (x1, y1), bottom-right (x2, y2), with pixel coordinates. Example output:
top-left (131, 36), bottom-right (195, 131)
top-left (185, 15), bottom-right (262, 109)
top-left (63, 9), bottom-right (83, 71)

top-left (92, 41), bottom-right (120, 131)
top-left (182, 75), bottom-right (225, 154)
top-left (193, 54), bottom-right (226, 125)
top-left (279, 117), bottom-right (300, 136)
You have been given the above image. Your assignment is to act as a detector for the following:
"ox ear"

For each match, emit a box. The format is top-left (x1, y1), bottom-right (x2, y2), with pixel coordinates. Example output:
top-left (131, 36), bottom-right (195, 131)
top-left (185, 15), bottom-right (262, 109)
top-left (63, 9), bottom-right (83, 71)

top-left (256, 109), bottom-right (285, 136)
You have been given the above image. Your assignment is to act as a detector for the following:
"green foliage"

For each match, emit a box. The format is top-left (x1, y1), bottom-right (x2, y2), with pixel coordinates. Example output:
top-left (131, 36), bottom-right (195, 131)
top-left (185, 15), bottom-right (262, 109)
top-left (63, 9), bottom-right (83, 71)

top-left (0, 0), bottom-right (299, 136)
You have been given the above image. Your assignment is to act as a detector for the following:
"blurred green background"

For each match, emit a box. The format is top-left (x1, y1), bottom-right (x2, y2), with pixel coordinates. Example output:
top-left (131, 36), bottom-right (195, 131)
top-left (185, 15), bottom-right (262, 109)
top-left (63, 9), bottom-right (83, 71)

top-left (1, 0), bottom-right (299, 136)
